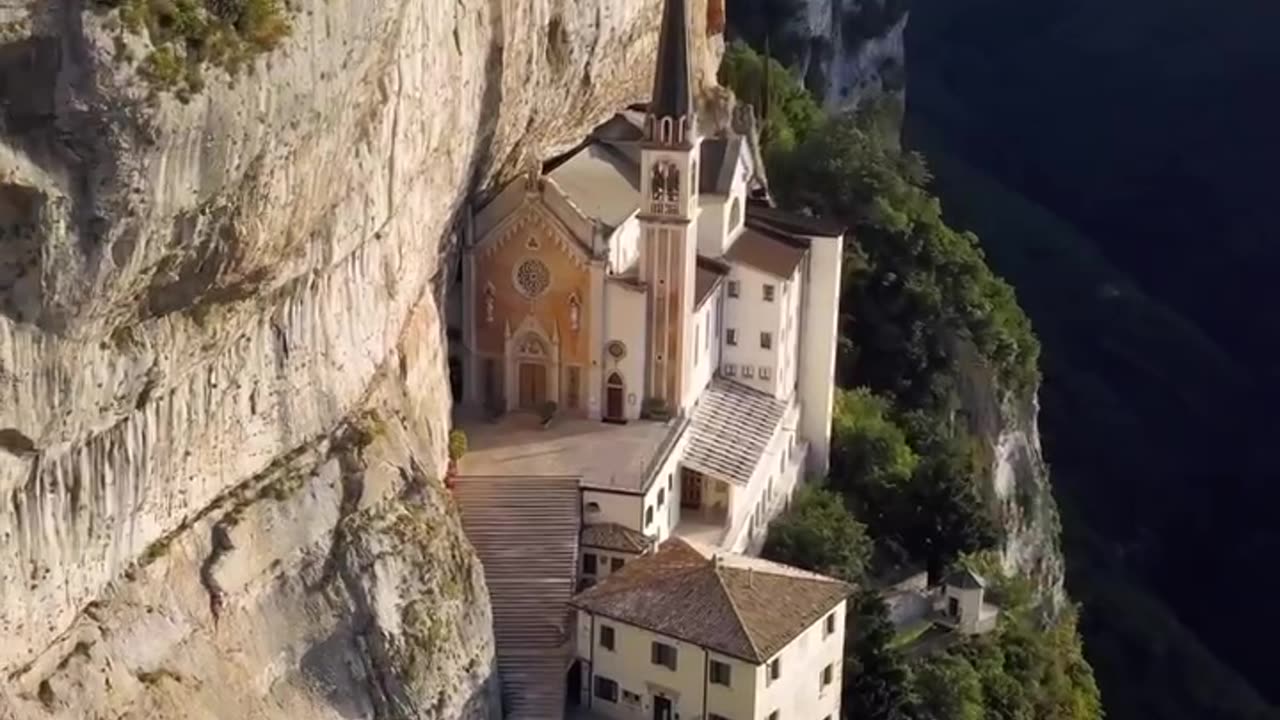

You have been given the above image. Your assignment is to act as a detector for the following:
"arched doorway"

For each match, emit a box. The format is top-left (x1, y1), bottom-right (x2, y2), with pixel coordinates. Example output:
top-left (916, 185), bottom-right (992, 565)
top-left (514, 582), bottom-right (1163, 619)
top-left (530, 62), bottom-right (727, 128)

top-left (604, 372), bottom-right (626, 422)
top-left (515, 333), bottom-right (549, 411)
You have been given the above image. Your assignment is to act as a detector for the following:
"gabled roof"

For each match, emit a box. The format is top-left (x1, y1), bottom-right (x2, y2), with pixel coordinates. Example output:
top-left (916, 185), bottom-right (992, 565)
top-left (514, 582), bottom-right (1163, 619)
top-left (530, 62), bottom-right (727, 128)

top-left (581, 523), bottom-right (653, 554)
top-left (649, 0), bottom-right (694, 123)
top-left (571, 539), bottom-right (852, 663)
top-left (546, 143), bottom-right (641, 230)
top-left (682, 379), bottom-right (787, 486)
top-left (698, 136), bottom-right (745, 195)
top-left (725, 225), bottom-right (809, 279)
top-left (694, 255), bottom-right (728, 308)
top-left (945, 568), bottom-right (988, 590)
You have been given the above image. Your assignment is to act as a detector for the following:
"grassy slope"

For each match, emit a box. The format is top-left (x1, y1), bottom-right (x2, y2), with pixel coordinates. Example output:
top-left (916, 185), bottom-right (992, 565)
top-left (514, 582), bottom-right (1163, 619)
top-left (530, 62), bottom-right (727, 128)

top-left (905, 121), bottom-right (1279, 720)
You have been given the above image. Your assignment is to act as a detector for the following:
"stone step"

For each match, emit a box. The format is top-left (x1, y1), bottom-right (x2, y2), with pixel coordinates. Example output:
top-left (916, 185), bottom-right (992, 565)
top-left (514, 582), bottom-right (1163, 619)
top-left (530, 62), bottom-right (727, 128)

top-left (453, 475), bottom-right (581, 720)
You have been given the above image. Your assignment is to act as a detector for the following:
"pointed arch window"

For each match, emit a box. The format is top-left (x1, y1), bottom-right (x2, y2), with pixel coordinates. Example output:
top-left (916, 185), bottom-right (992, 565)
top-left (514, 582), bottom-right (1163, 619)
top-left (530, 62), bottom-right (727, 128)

top-left (568, 293), bottom-right (582, 332)
top-left (483, 283), bottom-right (496, 324)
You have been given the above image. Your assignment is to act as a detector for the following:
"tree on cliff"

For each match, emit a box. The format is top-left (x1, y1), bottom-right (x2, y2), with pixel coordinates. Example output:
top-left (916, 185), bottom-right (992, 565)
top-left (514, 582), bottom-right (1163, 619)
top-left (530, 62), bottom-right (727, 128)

top-left (762, 486), bottom-right (872, 583)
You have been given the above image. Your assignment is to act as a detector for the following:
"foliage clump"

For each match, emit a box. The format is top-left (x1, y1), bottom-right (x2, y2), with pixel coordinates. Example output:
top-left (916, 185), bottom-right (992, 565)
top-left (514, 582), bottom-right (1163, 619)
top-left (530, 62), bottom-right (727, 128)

top-left (762, 485), bottom-right (872, 583)
top-left (97, 0), bottom-right (291, 100)
top-left (725, 39), bottom-right (1099, 720)
top-left (720, 41), bottom-right (1040, 402)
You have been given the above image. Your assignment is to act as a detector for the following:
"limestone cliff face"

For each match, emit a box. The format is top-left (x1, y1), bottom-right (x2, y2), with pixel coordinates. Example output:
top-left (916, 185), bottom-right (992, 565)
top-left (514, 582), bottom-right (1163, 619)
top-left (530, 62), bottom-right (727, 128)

top-left (952, 339), bottom-right (1065, 612)
top-left (0, 0), bottom-right (718, 716)
top-left (735, 0), bottom-right (907, 111)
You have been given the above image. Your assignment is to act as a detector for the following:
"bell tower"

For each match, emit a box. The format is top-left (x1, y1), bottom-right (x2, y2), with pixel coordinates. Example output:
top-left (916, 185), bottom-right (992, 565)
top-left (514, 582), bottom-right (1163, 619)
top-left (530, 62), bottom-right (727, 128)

top-left (639, 0), bottom-right (700, 414)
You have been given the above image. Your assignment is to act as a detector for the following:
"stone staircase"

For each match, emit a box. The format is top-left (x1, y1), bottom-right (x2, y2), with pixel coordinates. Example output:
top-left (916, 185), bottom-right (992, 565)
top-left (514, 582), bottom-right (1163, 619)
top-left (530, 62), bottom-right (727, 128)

top-left (452, 475), bottom-right (582, 720)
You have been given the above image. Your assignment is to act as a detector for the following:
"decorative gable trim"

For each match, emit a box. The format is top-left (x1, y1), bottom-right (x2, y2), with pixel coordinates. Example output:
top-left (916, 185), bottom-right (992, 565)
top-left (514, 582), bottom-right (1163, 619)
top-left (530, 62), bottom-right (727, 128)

top-left (474, 195), bottom-right (592, 269)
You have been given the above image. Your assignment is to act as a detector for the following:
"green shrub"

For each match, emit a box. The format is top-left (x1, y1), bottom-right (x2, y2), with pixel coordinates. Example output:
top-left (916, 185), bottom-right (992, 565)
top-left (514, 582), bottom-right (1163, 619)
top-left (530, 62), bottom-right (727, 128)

top-left (762, 485), bottom-right (871, 583)
top-left (448, 429), bottom-right (468, 462)
top-left (101, 0), bottom-right (292, 97)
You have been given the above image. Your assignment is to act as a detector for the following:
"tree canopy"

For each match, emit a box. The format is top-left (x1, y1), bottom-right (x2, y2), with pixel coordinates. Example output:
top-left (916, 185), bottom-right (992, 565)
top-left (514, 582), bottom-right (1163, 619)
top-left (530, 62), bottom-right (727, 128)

top-left (762, 485), bottom-right (872, 583)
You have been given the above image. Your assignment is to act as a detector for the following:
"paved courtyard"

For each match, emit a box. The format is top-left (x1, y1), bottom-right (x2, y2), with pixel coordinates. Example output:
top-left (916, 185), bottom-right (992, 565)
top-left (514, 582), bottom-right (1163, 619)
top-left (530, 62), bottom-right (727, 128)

top-left (456, 412), bottom-right (686, 491)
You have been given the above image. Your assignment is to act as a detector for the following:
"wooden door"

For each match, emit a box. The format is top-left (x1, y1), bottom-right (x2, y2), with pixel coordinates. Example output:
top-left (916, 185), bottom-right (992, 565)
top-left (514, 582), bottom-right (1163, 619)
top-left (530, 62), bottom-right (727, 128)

top-left (652, 696), bottom-right (672, 720)
top-left (605, 372), bottom-right (625, 420)
top-left (681, 471), bottom-right (703, 509)
top-left (518, 362), bottom-right (546, 410)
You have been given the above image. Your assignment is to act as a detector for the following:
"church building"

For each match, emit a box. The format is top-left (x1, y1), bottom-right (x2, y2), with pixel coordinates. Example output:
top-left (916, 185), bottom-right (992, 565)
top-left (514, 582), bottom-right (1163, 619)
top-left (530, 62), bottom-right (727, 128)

top-left (450, 0), bottom-right (844, 558)
top-left (445, 0), bottom-right (849, 715)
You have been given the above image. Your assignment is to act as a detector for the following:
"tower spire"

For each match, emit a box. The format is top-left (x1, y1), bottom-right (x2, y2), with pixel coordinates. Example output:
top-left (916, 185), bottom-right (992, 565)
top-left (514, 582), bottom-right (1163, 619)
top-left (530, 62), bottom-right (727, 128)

top-left (647, 0), bottom-right (695, 146)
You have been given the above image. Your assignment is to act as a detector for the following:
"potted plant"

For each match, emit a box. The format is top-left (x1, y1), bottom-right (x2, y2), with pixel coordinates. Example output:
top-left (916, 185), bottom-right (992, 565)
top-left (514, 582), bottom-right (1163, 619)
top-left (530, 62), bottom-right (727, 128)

top-left (447, 429), bottom-right (468, 482)
top-left (538, 401), bottom-right (558, 428)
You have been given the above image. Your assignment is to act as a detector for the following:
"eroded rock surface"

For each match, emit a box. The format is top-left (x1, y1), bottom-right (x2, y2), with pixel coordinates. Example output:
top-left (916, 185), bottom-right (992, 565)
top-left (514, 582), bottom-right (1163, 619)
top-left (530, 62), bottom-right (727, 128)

top-left (0, 0), bottom-right (719, 715)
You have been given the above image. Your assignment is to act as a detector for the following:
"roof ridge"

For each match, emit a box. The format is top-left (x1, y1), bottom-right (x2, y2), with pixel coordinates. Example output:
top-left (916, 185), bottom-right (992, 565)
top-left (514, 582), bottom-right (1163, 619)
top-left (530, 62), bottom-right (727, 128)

top-left (711, 557), bottom-right (766, 662)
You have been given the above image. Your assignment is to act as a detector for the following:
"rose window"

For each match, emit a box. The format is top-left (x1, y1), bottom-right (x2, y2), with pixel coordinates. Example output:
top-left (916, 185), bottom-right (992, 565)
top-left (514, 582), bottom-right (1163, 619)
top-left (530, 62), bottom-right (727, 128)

top-left (514, 258), bottom-right (551, 298)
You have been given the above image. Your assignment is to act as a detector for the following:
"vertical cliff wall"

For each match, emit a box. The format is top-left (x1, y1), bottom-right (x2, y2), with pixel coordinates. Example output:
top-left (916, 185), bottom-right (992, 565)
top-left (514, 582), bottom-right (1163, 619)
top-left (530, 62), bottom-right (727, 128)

top-left (732, 0), bottom-right (907, 111)
top-left (0, 0), bottom-right (719, 716)
top-left (951, 338), bottom-right (1065, 610)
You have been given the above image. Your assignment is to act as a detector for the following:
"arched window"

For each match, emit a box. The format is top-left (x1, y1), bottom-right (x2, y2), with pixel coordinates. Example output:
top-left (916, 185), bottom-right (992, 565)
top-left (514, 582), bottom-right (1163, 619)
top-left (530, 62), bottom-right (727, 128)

top-left (483, 283), bottom-right (496, 324)
top-left (650, 161), bottom-right (680, 214)
top-left (568, 293), bottom-right (581, 332)
top-left (728, 197), bottom-right (742, 230)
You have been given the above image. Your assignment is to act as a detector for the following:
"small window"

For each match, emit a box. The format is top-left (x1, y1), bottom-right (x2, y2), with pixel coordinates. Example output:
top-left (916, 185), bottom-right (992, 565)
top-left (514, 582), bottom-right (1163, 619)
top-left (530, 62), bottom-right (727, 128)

top-left (709, 659), bottom-right (732, 686)
top-left (583, 553), bottom-right (598, 575)
top-left (622, 690), bottom-right (642, 705)
top-left (645, 505), bottom-right (654, 526)
top-left (594, 676), bottom-right (619, 702)
top-left (759, 366), bottom-right (771, 380)
top-left (763, 284), bottom-right (775, 302)
top-left (742, 366), bottom-right (754, 379)
top-left (651, 641), bottom-right (678, 670)
top-left (724, 364), bottom-right (736, 377)
top-left (824, 612), bottom-right (836, 637)
top-left (767, 712), bottom-right (779, 720)
top-left (768, 657), bottom-right (782, 683)
top-left (760, 332), bottom-right (773, 349)
top-left (726, 329), bottom-right (738, 346)
top-left (821, 663), bottom-right (834, 687)
top-left (668, 474), bottom-right (673, 491)
top-left (611, 557), bottom-right (625, 572)
top-left (727, 280), bottom-right (740, 298)
top-left (600, 624), bottom-right (616, 651)
top-left (658, 488), bottom-right (666, 507)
